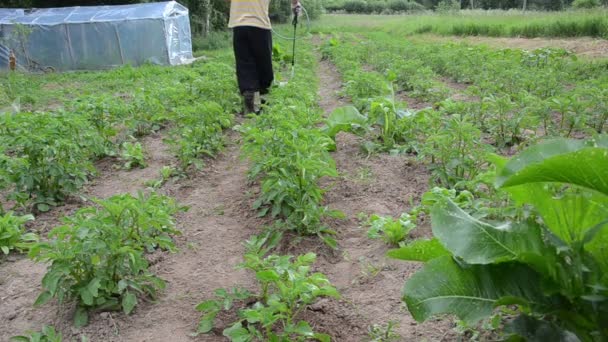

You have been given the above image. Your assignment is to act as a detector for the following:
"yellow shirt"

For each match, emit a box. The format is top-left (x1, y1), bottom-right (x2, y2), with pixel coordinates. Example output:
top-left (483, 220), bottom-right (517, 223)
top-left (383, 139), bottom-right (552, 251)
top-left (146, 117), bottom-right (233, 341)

top-left (228, 0), bottom-right (272, 30)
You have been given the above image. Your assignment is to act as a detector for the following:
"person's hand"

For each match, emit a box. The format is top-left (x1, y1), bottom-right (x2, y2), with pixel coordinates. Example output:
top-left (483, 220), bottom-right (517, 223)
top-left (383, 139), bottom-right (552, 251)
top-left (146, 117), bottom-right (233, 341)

top-left (292, 0), bottom-right (301, 16)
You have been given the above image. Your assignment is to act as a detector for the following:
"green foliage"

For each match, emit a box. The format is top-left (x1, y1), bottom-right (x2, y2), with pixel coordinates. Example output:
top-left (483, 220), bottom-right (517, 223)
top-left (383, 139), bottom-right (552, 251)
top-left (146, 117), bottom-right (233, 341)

top-left (321, 106), bottom-right (368, 143)
top-left (572, 0), bottom-right (600, 8)
top-left (387, 238), bottom-right (449, 262)
top-left (10, 325), bottom-right (63, 342)
top-left (196, 231), bottom-right (339, 341)
top-left (29, 192), bottom-right (183, 326)
top-left (0, 111), bottom-right (104, 211)
top-left (242, 118), bottom-right (342, 242)
top-left (0, 212), bottom-right (36, 256)
top-left (422, 114), bottom-right (492, 188)
top-left (239, 39), bottom-right (342, 247)
top-left (339, 0), bottom-right (426, 13)
top-left (388, 0), bottom-right (425, 12)
top-left (436, 0), bottom-right (460, 12)
top-left (120, 141), bottom-right (147, 170)
top-left (365, 213), bottom-right (416, 246)
top-left (169, 101), bottom-right (232, 171)
top-left (144, 165), bottom-right (179, 189)
top-left (393, 136), bottom-right (608, 341)
top-left (367, 321), bottom-right (401, 342)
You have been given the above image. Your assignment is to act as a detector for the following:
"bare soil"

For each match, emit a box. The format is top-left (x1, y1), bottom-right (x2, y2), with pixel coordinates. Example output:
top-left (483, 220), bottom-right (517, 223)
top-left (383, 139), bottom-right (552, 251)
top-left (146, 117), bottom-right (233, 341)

top-left (416, 34), bottom-right (608, 59)
top-left (307, 50), bottom-right (455, 341)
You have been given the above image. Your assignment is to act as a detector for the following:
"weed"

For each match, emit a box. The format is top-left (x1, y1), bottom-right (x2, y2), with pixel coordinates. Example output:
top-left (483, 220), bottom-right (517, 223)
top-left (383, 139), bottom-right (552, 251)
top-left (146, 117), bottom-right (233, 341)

top-left (120, 141), bottom-right (147, 170)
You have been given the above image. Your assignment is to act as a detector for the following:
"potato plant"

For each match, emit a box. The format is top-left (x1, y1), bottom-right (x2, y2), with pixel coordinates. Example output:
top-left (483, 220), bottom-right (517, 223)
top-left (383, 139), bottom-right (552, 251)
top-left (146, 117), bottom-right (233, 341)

top-left (120, 141), bottom-right (147, 170)
top-left (0, 212), bottom-right (36, 256)
top-left (239, 43), bottom-right (343, 247)
top-left (10, 325), bottom-right (63, 342)
top-left (196, 231), bottom-right (339, 341)
top-left (29, 192), bottom-right (183, 326)
top-left (0, 111), bottom-right (104, 211)
top-left (169, 101), bottom-right (233, 171)
top-left (365, 213), bottom-right (417, 246)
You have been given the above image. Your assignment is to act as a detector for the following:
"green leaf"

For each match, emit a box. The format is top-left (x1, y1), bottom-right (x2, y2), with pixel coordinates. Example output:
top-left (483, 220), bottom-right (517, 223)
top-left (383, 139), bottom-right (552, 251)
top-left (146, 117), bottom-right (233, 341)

top-left (404, 256), bottom-right (549, 325)
top-left (321, 106), bottom-right (367, 139)
top-left (9, 337), bottom-right (30, 342)
top-left (1, 245), bottom-right (9, 254)
top-left (195, 299), bottom-right (220, 313)
top-left (222, 322), bottom-right (251, 342)
top-left (241, 309), bottom-right (263, 323)
top-left (320, 234), bottom-right (338, 249)
top-left (197, 312), bottom-right (217, 334)
top-left (34, 291), bottom-right (53, 307)
top-left (431, 199), bottom-right (548, 265)
top-left (313, 333), bottom-right (332, 342)
top-left (79, 287), bottom-right (94, 306)
top-left (293, 321), bottom-right (314, 337)
top-left (387, 238), bottom-right (450, 262)
top-left (496, 137), bottom-right (608, 196)
top-left (506, 314), bottom-right (581, 342)
top-left (504, 183), bottom-right (608, 272)
top-left (36, 203), bottom-right (51, 212)
top-left (74, 306), bottom-right (88, 328)
top-left (122, 292), bottom-right (137, 315)
top-left (256, 270), bottom-right (280, 282)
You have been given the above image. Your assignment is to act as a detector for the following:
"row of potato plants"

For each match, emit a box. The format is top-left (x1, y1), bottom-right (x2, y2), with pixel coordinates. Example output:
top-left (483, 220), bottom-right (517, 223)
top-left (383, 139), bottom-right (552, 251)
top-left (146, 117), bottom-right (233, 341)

top-left (0, 56), bottom-right (239, 217)
top-left (362, 32), bottom-right (608, 140)
top-left (194, 39), bottom-right (341, 341)
top-left (1, 55), bottom-right (243, 337)
top-left (320, 34), bottom-right (494, 192)
top-left (321, 33), bottom-right (608, 341)
top-left (238, 39), bottom-right (343, 247)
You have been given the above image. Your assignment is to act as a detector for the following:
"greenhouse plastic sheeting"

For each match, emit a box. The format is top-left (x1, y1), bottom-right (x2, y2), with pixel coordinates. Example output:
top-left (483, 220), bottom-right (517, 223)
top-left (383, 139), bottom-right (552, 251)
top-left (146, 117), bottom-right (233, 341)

top-left (0, 1), bottom-right (193, 71)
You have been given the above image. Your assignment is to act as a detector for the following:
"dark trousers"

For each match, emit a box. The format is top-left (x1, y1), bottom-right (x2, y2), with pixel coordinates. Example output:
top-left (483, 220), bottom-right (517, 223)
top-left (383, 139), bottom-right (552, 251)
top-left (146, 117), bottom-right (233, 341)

top-left (233, 26), bottom-right (274, 95)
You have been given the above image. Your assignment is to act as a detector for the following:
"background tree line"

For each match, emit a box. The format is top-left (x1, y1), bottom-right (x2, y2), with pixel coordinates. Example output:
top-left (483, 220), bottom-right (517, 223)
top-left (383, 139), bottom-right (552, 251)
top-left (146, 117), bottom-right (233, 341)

top-left (0, 0), bottom-right (604, 34)
top-left (0, 0), bottom-right (322, 35)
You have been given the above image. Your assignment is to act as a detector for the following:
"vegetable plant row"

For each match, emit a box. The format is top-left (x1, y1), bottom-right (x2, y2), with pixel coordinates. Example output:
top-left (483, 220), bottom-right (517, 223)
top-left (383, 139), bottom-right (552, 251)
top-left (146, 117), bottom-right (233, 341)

top-left (1, 54), bottom-right (240, 214)
top-left (321, 32), bottom-right (608, 341)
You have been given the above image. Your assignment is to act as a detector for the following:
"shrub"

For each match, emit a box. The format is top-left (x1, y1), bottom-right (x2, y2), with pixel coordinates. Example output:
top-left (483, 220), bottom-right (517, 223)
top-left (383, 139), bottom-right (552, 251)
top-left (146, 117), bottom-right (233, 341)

top-left (435, 0), bottom-right (460, 13)
top-left (367, 0), bottom-right (388, 13)
top-left (343, 0), bottom-right (369, 13)
top-left (572, 0), bottom-right (600, 8)
top-left (388, 0), bottom-right (425, 12)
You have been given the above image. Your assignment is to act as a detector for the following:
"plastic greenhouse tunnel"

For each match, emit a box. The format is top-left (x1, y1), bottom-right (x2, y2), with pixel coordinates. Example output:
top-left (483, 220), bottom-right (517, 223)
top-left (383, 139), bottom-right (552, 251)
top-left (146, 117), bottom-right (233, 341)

top-left (0, 1), bottom-right (194, 71)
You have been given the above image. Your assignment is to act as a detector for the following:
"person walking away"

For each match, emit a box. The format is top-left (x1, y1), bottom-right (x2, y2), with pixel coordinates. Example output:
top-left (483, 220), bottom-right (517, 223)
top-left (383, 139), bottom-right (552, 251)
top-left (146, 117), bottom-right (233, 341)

top-left (228, 0), bottom-right (301, 114)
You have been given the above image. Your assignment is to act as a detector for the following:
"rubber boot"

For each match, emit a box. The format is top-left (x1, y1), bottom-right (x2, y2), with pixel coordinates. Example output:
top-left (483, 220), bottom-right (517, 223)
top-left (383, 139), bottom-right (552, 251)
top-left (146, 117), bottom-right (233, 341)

top-left (243, 91), bottom-right (255, 114)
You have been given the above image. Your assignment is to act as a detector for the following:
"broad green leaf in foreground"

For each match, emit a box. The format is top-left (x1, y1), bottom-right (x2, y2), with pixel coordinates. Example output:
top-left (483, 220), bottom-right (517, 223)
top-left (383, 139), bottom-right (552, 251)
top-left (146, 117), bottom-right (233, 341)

top-left (387, 238), bottom-right (449, 262)
top-left (431, 200), bottom-right (548, 266)
top-left (403, 256), bottom-right (548, 324)
top-left (496, 137), bottom-right (608, 196)
top-left (495, 136), bottom-right (608, 271)
top-left (321, 106), bottom-right (368, 140)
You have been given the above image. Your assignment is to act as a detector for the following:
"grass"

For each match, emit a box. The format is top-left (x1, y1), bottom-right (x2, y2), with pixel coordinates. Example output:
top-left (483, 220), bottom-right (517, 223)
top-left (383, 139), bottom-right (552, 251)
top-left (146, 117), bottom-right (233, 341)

top-left (311, 9), bottom-right (608, 38)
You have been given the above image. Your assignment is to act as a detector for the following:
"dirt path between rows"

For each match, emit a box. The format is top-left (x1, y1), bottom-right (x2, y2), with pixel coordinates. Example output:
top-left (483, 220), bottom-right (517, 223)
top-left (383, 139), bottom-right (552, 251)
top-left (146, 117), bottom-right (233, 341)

top-left (307, 42), bottom-right (456, 341)
top-left (414, 34), bottom-right (608, 59)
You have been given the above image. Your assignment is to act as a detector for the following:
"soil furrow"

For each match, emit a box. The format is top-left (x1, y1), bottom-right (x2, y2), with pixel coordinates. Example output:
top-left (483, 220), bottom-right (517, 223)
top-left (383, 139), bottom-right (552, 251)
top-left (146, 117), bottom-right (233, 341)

top-left (311, 41), bottom-right (456, 341)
